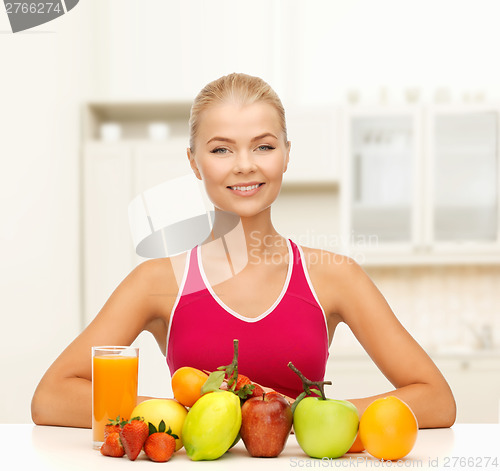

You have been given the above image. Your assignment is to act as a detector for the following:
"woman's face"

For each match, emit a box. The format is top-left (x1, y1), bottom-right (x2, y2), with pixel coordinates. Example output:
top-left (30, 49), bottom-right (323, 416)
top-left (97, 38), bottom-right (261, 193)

top-left (188, 101), bottom-right (290, 218)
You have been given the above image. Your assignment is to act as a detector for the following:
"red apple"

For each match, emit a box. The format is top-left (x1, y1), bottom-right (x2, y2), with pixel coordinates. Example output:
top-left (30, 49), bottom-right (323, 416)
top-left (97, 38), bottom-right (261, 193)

top-left (240, 392), bottom-right (293, 457)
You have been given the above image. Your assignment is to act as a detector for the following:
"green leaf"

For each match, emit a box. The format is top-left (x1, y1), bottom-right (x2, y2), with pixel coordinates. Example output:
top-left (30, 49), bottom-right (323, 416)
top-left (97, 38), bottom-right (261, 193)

top-left (291, 391), bottom-right (307, 414)
top-left (158, 419), bottom-right (166, 433)
top-left (166, 426), bottom-right (179, 440)
top-left (200, 370), bottom-right (225, 394)
top-left (148, 422), bottom-right (157, 435)
top-left (106, 415), bottom-right (123, 426)
top-left (234, 383), bottom-right (255, 400)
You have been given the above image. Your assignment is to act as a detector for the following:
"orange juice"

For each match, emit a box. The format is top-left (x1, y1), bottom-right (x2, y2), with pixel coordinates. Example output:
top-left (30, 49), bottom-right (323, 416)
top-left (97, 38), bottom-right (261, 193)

top-left (92, 353), bottom-right (138, 446)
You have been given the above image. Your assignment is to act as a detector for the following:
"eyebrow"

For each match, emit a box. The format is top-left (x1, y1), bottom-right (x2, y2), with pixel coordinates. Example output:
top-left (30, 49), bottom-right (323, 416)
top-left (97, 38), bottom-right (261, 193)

top-left (206, 132), bottom-right (278, 145)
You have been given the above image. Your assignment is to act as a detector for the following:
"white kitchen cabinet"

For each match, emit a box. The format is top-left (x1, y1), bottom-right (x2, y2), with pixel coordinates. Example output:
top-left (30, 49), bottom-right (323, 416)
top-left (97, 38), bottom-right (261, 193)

top-left (340, 107), bottom-right (422, 251)
top-left (83, 139), bottom-right (192, 325)
top-left (425, 106), bottom-right (499, 248)
top-left (340, 105), bottom-right (500, 266)
top-left (81, 102), bottom-right (192, 324)
top-left (83, 142), bottom-right (136, 325)
top-left (133, 138), bottom-right (192, 194)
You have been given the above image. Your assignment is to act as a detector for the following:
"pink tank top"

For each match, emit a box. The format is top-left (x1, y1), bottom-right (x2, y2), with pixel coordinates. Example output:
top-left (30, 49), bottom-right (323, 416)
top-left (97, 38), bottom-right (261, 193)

top-left (166, 239), bottom-right (329, 399)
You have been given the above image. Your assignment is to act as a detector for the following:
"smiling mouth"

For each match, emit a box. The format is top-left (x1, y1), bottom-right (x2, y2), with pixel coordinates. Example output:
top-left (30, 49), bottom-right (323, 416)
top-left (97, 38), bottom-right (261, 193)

top-left (227, 183), bottom-right (265, 192)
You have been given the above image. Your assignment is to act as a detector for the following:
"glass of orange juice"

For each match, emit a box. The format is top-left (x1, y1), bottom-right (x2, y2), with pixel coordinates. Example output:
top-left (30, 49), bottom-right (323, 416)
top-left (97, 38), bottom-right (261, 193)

top-left (92, 346), bottom-right (139, 449)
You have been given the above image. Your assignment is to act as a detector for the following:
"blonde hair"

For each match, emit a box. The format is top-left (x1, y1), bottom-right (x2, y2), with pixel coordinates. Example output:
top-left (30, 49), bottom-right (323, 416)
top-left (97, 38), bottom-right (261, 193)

top-left (189, 72), bottom-right (287, 153)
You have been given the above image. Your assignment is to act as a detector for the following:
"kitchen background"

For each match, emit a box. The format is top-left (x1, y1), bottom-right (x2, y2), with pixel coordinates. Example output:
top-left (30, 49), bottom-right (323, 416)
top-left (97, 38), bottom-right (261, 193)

top-left (1, 0), bottom-right (499, 424)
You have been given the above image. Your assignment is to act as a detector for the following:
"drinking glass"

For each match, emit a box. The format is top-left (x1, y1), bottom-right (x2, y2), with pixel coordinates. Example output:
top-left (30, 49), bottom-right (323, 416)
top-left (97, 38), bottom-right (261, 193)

top-left (92, 346), bottom-right (139, 449)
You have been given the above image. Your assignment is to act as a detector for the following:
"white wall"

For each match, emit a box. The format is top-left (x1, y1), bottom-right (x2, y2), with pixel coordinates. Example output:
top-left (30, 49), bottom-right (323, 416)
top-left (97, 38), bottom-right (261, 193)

top-left (1, 0), bottom-right (500, 423)
top-left (0, 1), bottom-right (97, 422)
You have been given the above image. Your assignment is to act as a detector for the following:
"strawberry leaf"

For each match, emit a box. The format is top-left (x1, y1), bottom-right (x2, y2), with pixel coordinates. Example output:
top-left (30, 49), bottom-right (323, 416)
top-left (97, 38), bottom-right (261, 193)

top-left (106, 415), bottom-right (123, 426)
top-left (148, 422), bottom-right (158, 435)
top-left (201, 370), bottom-right (225, 394)
top-left (166, 426), bottom-right (179, 440)
top-left (234, 383), bottom-right (255, 399)
top-left (158, 420), bottom-right (166, 434)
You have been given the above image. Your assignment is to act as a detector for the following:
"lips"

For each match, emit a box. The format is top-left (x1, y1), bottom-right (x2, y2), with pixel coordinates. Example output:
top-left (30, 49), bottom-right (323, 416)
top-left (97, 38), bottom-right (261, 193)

top-left (227, 182), bottom-right (265, 197)
top-left (227, 182), bottom-right (265, 192)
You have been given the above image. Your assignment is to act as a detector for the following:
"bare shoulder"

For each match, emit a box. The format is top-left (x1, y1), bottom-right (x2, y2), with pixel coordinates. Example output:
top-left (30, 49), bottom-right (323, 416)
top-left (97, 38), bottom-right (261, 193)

top-left (131, 251), bottom-right (189, 317)
top-left (133, 251), bottom-right (187, 287)
top-left (298, 245), bottom-right (366, 315)
top-left (299, 245), bottom-right (361, 279)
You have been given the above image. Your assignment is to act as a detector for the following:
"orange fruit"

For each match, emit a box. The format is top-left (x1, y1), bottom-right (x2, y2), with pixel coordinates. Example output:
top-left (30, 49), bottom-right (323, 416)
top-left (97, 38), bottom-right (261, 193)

top-left (347, 432), bottom-right (365, 453)
top-left (359, 396), bottom-right (418, 461)
top-left (171, 366), bottom-right (209, 407)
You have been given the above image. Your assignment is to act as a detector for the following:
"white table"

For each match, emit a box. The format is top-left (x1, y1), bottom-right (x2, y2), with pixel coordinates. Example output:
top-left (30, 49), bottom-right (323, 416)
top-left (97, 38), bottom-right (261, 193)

top-left (2, 424), bottom-right (500, 470)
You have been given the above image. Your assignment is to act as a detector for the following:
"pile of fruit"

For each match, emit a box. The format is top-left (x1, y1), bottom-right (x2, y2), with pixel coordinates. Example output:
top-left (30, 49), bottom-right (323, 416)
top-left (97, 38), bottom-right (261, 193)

top-left (100, 339), bottom-right (418, 462)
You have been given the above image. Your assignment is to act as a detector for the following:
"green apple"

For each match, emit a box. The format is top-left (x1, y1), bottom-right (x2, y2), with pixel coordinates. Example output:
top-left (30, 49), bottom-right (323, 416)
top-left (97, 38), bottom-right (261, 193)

top-left (287, 361), bottom-right (359, 459)
top-left (293, 396), bottom-right (359, 459)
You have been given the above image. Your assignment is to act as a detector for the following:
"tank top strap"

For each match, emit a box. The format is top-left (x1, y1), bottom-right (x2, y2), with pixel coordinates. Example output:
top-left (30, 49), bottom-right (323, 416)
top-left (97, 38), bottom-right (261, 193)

top-left (287, 239), bottom-right (325, 309)
top-left (181, 245), bottom-right (207, 298)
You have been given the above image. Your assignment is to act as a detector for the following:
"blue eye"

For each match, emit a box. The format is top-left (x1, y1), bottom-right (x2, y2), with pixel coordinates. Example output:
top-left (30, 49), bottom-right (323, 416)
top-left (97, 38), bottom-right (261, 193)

top-left (210, 147), bottom-right (229, 154)
top-left (257, 145), bottom-right (275, 151)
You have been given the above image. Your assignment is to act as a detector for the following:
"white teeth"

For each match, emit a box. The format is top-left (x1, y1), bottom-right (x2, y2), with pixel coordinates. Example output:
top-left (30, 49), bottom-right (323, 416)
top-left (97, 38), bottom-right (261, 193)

top-left (230, 184), bottom-right (260, 191)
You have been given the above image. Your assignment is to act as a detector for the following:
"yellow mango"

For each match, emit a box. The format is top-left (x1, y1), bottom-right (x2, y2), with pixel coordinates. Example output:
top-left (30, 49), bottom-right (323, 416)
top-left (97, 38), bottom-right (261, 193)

top-left (182, 390), bottom-right (241, 460)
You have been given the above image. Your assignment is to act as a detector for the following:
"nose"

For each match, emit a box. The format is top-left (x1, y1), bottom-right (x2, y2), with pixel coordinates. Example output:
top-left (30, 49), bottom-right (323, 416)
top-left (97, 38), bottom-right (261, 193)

top-left (233, 150), bottom-right (257, 174)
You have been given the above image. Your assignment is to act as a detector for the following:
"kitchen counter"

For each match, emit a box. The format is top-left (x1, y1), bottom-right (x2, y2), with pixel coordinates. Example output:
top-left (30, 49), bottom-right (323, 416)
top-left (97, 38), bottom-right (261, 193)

top-left (3, 424), bottom-right (499, 470)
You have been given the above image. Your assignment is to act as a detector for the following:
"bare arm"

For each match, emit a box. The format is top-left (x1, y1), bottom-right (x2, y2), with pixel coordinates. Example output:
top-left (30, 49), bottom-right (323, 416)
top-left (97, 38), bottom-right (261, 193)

top-left (328, 257), bottom-right (456, 428)
top-left (31, 257), bottom-right (178, 428)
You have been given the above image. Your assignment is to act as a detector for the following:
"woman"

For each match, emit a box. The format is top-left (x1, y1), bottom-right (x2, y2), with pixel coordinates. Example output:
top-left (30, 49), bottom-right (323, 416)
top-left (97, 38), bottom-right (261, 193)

top-left (31, 73), bottom-right (456, 429)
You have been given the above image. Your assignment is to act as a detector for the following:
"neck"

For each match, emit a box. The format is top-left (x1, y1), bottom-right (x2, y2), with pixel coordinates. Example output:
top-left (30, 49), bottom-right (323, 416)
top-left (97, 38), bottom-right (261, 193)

top-left (203, 207), bottom-right (286, 256)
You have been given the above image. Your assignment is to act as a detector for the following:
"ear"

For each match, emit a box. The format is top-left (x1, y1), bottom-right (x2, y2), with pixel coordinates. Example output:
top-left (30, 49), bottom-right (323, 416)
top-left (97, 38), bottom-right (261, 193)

top-left (283, 141), bottom-right (291, 173)
top-left (187, 147), bottom-right (202, 180)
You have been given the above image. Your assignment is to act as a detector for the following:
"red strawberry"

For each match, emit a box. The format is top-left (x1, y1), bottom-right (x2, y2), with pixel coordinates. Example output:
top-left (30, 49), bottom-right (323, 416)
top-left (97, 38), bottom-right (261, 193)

top-left (100, 432), bottom-right (124, 458)
top-left (235, 374), bottom-right (252, 390)
top-left (231, 374), bottom-right (254, 398)
top-left (250, 383), bottom-right (265, 398)
top-left (119, 417), bottom-right (149, 461)
top-left (144, 432), bottom-right (176, 462)
top-left (104, 416), bottom-right (124, 439)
